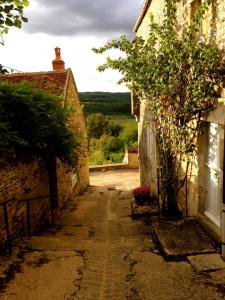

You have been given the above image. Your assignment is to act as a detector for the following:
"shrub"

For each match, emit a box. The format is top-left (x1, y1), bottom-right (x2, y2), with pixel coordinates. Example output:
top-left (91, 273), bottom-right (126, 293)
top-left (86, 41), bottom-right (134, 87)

top-left (103, 136), bottom-right (124, 154)
top-left (119, 123), bottom-right (138, 147)
top-left (0, 81), bottom-right (78, 165)
top-left (86, 113), bottom-right (110, 139)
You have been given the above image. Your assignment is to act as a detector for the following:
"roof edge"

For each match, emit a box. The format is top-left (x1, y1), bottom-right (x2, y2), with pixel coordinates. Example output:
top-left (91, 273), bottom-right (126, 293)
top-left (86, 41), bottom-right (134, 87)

top-left (0, 69), bottom-right (69, 78)
top-left (133, 0), bottom-right (152, 33)
top-left (63, 68), bottom-right (71, 100)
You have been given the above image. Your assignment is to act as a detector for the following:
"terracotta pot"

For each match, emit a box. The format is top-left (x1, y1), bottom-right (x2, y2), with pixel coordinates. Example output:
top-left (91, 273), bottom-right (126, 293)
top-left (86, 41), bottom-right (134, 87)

top-left (134, 194), bottom-right (150, 206)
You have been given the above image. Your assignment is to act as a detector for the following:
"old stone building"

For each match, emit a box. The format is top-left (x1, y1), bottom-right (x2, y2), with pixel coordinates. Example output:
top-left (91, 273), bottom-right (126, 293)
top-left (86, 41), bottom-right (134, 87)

top-left (0, 48), bottom-right (89, 249)
top-left (133, 0), bottom-right (225, 248)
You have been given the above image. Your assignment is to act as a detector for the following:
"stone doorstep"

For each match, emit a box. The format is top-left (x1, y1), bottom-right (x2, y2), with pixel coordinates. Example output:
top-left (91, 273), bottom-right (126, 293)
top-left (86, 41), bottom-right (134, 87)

top-left (153, 233), bottom-right (216, 260)
top-left (151, 219), bottom-right (217, 261)
top-left (187, 253), bottom-right (225, 273)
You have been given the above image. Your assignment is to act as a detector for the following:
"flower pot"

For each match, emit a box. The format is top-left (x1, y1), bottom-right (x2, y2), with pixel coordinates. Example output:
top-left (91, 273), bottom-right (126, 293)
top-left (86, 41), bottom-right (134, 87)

top-left (134, 194), bottom-right (150, 206)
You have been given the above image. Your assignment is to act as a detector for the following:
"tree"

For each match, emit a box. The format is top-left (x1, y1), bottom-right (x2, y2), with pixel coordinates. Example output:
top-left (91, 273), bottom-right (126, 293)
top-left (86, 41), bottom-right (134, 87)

top-left (86, 113), bottom-right (110, 139)
top-left (0, 0), bottom-right (29, 41)
top-left (93, 0), bottom-right (225, 217)
top-left (0, 0), bottom-right (29, 72)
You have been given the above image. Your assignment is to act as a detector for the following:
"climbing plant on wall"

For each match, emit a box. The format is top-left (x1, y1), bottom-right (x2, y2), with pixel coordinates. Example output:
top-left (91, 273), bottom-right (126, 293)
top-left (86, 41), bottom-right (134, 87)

top-left (93, 0), bottom-right (225, 217)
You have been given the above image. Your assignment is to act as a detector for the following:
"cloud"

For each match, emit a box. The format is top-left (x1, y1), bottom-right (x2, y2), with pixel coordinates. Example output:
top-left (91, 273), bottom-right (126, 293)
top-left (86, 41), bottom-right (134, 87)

top-left (24, 0), bottom-right (143, 38)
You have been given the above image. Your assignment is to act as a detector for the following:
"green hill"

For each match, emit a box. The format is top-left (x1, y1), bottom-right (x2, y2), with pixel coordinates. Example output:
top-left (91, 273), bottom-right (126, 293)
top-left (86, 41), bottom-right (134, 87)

top-left (79, 92), bottom-right (131, 115)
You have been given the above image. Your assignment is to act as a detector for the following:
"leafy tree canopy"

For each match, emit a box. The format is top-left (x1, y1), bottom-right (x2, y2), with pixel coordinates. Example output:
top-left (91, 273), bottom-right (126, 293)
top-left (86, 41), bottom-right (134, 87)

top-left (0, 81), bottom-right (78, 166)
top-left (86, 113), bottom-right (123, 139)
top-left (0, 0), bottom-right (29, 73)
top-left (0, 0), bottom-right (29, 40)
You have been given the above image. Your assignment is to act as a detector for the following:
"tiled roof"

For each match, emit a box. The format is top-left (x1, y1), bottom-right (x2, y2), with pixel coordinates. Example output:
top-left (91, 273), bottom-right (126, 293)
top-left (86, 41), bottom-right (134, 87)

top-left (134, 0), bottom-right (152, 33)
top-left (0, 69), bottom-right (69, 96)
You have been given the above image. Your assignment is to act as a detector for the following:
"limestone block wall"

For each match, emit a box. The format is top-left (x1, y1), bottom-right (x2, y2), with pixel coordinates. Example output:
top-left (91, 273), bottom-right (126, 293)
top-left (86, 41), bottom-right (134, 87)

top-left (176, 0), bottom-right (225, 50)
top-left (56, 160), bottom-right (74, 208)
top-left (66, 71), bottom-right (89, 195)
top-left (0, 158), bottom-right (50, 250)
top-left (127, 149), bottom-right (139, 169)
top-left (123, 148), bottom-right (139, 169)
top-left (136, 0), bottom-right (165, 40)
top-left (0, 155), bottom-right (87, 250)
top-left (135, 0), bottom-right (165, 195)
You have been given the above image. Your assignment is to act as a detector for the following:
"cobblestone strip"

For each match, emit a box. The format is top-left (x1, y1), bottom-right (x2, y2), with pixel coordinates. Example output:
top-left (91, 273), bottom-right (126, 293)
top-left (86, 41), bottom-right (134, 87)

top-left (74, 190), bottom-right (129, 300)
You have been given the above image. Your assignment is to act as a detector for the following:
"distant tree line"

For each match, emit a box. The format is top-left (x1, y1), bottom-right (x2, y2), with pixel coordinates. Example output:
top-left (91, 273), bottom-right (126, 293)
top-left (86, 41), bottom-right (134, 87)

top-left (86, 113), bottom-right (137, 165)
top-left (79, 92), bottom-right (131, 115)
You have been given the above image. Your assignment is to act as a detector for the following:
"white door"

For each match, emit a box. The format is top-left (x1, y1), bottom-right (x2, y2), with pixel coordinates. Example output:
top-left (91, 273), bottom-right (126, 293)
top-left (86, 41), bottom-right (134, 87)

top-left (204, 123), bottom-right (221, 227)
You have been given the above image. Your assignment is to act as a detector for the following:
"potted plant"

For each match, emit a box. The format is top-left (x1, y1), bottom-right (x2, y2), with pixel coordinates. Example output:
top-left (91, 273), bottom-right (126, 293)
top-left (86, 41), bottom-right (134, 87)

top-left (131, 185), bottom-right (151, 206)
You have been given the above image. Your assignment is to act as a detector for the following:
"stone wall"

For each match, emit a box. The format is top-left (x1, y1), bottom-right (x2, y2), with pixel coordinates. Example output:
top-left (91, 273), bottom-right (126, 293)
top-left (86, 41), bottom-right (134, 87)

top-left (135, 0), bottom-right (164, 195)
top-left (0, 153), bottom-right (87, 251)
top-left (0, 158), bottom-right (50, 250)
top-left (0, 69), bottom-right (90, 251)
top-left (123, 148), bottom-right (139, 169)
top-left (66, 70), bottom-right (89, 195)
top-left (0, 73), bottom-right (90, 249)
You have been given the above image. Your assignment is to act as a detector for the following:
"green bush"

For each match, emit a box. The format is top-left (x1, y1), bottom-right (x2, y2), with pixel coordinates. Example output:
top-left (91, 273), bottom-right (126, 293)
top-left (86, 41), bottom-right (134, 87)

top-left (108, 152), bottom-right (124, 163)
top-left (103, 136), bottom-right (124, 154)
top-left (119, 123), bottom-right (138, 147)
top-left (0, 81), bottom-right (78, 165)
top-left (108, 123), bottom-right (122, 137)
top-left (86, 113), bottom-right (110, 139)
top-left (88, 149), bottom-right (105, 165)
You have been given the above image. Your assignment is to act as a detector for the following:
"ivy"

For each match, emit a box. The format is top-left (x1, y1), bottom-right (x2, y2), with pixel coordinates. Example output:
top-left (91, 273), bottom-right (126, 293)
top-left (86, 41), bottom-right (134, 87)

top-left (93, 0), bottom-right (225, 217)
top-left (0, 81), bottom-right (78, 166)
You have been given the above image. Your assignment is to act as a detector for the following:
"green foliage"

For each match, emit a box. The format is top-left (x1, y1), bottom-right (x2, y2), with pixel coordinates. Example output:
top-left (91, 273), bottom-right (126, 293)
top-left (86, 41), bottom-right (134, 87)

top-left (88, 149), bottom-right (105, 165)
top-left (86, 113), bottom-right (110, 139)
top-left (0, 81), bottom-right (78, 165)
top-left (107, 152), bottom-right (124, 163)
top-left (103, 136), bottom-right (124, 154)
top-left (93, 0), bottom-right (225, 215)
top-left (86, 113), bottom-right (123, 139)
top-left (0, 0), bottom-right (29, 73)
top-left (0, 0), bottom-right (29, 43)
top-left (87, 114), bottom-right (138, 166)
top-left (79, 92), bottom-right (131, 115)
top-left (119, 123), bottom-right (138, 147)
top-left (108, 123), bottom-right (122, 137)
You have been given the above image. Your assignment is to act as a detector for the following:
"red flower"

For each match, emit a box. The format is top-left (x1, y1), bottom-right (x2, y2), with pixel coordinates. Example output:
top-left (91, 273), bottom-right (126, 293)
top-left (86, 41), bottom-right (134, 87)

top-left (131, 185), bottom-right (150, 196)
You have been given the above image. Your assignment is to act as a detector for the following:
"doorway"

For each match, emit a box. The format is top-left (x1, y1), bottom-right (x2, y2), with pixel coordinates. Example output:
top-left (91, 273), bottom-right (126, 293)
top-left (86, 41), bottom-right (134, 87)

top-left (204, 122), bottom-right (221, 227)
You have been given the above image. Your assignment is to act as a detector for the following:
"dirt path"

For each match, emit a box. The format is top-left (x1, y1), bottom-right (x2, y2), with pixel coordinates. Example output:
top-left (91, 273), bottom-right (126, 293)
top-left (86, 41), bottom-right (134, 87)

top-left (0, 169), bottom-right (224, 299)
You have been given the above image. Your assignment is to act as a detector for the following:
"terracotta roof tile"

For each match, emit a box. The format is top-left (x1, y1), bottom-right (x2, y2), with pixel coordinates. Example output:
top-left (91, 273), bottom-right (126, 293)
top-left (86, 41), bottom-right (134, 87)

top-left (0, 69), bottom-right (69, 96)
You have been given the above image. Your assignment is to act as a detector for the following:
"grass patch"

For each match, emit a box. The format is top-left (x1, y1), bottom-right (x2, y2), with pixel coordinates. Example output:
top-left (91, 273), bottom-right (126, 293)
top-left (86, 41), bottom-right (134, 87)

top-left (105, 115), bottom-right (137, 127)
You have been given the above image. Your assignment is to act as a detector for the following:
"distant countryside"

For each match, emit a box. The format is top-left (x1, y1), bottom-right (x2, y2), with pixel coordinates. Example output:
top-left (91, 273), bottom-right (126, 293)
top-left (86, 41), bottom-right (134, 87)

top-left (79, 91), bottom-right (131, 115)
top-left (79, 92), bottom-right (138, 166)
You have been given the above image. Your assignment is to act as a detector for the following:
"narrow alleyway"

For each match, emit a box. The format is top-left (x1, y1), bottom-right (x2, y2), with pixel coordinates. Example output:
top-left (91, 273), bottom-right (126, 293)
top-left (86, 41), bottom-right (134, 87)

top-left (0, 169), bottom-right (225, 300)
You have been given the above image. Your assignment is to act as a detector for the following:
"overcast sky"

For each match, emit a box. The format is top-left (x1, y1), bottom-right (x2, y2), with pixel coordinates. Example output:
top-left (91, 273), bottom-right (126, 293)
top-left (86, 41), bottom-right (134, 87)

top-left (0, 0), bottom-right (143, 92)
